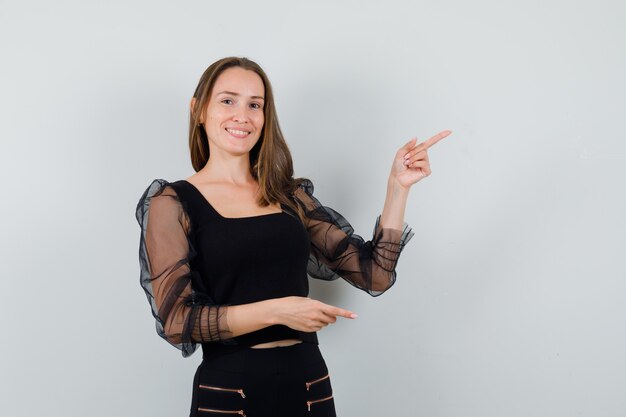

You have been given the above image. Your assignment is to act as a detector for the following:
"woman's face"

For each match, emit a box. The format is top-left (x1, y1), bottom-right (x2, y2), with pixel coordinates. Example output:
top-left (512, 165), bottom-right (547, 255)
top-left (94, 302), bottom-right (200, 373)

top-left (202, 66), bottom-right (265, 157)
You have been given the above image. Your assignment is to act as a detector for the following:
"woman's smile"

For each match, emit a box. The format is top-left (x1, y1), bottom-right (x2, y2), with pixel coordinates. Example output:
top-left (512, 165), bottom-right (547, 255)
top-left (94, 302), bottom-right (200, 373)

top-left (225, 127), bottom-right (251, 138)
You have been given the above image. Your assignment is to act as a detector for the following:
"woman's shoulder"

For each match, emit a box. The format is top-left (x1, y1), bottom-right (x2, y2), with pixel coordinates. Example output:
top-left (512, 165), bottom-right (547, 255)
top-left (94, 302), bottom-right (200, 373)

top-left (135, 178), bottom-right (196, 227)
top-left (136, 179), bottom-right (200, 216)
top-left (139, 178), bottom-right (188, 198)
top-left (292, 177), bottom-right (314, 195)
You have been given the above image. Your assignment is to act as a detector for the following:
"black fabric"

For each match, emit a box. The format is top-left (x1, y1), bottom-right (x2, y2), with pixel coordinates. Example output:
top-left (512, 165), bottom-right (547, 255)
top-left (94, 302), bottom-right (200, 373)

top-left (136, 177), bottom-right (414, 357)
top-left (190, 342), bottom-right (336, 417)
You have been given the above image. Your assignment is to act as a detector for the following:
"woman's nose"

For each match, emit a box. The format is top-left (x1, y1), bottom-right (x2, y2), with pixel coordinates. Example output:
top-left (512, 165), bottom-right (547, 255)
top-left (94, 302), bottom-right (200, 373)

top-left (232, 105), bottom-right (250, 123)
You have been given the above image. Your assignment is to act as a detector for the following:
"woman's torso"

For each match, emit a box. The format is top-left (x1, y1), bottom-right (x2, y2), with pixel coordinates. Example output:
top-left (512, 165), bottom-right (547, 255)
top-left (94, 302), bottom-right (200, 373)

top-left (177, 177), bottom-right (311, 349)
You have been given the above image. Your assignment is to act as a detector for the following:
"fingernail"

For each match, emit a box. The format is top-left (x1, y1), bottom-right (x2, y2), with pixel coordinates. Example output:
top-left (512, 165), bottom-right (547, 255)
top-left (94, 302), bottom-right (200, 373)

top-left (350, 313), bottom-right (358, 318)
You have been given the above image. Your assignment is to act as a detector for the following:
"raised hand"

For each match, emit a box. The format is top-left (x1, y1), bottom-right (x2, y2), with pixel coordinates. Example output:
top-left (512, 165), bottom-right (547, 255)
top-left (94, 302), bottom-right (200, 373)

top-left (390, 130), bottom-right (452, 189)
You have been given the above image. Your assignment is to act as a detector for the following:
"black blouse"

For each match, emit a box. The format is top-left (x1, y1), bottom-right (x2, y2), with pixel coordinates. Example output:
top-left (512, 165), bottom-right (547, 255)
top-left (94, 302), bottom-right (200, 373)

top-left (135, 178), bottom-right (415, 357)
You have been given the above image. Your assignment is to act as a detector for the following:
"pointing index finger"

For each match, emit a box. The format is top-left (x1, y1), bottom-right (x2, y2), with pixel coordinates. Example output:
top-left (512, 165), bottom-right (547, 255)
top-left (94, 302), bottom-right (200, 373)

top-left (332, 307), bottom-right (358, 319)
top-left (422, 130), bottom-right (452, 149)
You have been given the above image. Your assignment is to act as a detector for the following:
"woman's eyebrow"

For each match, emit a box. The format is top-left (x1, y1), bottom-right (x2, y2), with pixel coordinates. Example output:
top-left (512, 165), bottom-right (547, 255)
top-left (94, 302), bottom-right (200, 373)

top-left (216, 90), bottom-right (265, 100)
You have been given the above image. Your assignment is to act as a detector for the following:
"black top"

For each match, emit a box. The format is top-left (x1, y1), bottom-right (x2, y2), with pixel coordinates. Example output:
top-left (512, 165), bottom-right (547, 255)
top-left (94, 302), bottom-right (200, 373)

top-left (136, 178), bottom-right (415, 357)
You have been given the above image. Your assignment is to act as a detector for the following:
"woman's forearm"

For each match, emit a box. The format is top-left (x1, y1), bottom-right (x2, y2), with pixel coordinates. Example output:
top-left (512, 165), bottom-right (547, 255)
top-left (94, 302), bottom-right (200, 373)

top-left (380, 177), bottom-right (410, 230)
top-left (225, 298), bottom-right (280, 338)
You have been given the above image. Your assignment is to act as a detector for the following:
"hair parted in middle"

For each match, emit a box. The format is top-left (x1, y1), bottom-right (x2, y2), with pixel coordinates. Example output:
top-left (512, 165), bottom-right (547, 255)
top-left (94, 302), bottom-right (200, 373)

top-left (188, 56), bottom-right (310, 224)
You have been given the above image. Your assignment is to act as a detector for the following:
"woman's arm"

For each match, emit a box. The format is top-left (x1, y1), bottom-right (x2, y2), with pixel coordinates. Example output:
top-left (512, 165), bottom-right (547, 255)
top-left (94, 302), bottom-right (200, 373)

top-left (227, 297), bottom-right (357, 336)
top-left (380, 179), bottom-right (410, 231)
top-left (223, 299), bottom-right (276, 338)
top-left (380, 130), bottom-right (452, 230)
top-left (291, 130), bottom-right (451, 297)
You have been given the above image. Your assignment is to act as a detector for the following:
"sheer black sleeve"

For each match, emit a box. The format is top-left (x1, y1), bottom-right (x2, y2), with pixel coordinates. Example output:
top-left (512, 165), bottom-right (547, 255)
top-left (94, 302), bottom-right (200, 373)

top-left (293, 179), bottom-right (415, 296)
top-left (135, 179), bottom-right (234, 357)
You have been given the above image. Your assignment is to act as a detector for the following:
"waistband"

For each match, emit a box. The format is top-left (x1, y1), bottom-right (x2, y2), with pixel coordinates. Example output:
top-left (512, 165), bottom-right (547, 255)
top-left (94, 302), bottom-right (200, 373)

top-left (199, 339), bottom-right (326, 377)
top-left (202, 335), bottom-right (318, 359)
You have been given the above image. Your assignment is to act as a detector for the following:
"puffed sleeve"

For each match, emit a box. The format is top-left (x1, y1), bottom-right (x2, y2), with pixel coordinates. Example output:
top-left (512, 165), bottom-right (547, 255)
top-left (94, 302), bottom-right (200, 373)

top-left (292, 179), bottom-right (415, 296)
top-left (135, 179), bottom-right (234, 357)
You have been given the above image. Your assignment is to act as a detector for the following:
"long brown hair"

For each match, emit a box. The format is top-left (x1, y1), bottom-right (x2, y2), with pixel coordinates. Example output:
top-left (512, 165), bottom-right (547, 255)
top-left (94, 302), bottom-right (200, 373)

top-left (188, 56), bottom-right (308, 223)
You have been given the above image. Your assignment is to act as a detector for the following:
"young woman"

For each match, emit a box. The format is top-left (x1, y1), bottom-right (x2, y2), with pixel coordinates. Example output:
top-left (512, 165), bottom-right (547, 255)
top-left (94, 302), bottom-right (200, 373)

top-left (136, 56), bottom-right (451, 417)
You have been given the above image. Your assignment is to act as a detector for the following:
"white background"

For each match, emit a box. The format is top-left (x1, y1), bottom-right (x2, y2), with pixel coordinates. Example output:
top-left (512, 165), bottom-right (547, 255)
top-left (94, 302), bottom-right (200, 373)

top-left (1, 1), bottom-right (625, 416)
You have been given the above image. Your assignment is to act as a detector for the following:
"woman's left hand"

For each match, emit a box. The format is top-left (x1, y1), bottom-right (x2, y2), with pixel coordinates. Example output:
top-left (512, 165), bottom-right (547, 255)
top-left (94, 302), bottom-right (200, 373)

top-left (389, 130), bottom-right (452, 189)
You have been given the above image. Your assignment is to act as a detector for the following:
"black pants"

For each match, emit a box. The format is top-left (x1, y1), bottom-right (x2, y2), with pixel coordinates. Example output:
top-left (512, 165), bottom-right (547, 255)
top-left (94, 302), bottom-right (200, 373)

top-left (190, 342), bottom-right (337, 417)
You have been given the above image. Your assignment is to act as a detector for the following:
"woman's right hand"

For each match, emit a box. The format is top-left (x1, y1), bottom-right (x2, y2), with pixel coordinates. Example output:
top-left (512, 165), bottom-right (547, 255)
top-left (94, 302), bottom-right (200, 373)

top-left (272, 296), bottom-right (358, 332)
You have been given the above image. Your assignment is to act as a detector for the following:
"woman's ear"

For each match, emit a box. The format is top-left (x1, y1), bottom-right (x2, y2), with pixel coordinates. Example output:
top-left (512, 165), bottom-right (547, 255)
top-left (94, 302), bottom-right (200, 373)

top-left (190, 97), bottom-right (203, 123)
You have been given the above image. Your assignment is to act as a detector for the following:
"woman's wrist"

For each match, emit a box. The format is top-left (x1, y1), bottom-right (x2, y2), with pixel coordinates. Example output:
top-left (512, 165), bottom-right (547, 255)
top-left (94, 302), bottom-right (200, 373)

top-left (260, 297), bottom-right (282, 327)
top-left (387, 175), bottom-right (410, 193)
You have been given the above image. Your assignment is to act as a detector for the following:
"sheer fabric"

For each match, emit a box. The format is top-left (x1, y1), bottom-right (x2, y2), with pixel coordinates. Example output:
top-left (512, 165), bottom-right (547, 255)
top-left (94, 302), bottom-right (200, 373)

top-left (292, 179), bottom-right (415, 296)
top-left (136, 179), bottom-right (234, 357)
top-left (136, 178), bottom-right (415, 357)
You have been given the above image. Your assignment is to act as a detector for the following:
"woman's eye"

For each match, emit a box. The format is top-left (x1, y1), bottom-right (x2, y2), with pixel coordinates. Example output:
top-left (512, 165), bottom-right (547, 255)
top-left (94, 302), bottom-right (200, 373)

top-left (221, 99), bottom-right (233, 105)
top-left (250, 103), bottom-right (261, 109)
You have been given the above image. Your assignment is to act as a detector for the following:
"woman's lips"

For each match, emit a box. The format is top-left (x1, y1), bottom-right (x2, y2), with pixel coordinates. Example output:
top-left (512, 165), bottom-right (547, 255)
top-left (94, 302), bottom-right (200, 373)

top-left (225, 128), bottom-right (250, 138)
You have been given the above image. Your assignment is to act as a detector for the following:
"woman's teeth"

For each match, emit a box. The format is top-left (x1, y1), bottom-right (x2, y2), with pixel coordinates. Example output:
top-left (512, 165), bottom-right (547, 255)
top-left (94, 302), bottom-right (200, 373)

top-left (226, 128), bottom-right (250, 137)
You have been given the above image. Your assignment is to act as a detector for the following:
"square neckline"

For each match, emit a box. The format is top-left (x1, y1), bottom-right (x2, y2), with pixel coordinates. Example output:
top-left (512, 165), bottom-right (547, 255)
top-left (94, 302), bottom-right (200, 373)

top-left (181, 179), bottom-right (285, 220)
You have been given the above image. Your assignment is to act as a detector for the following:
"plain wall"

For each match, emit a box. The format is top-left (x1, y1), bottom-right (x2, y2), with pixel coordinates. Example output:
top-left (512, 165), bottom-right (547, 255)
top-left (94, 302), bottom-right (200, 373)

top-left (1, 0), bottom-right (625, 416)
